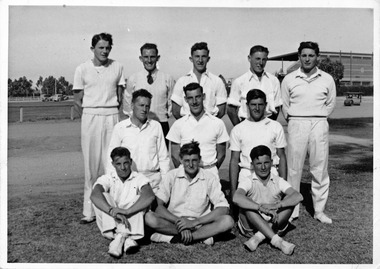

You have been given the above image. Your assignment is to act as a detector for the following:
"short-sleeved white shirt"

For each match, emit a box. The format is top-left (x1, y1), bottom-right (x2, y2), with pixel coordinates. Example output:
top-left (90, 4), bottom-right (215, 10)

top-left (238, 172), bottom-right (291, 205)
top-left (156, 166), bottom-right (229, 218)
top-left (229, 118), bottom-right (286, 168)
top-left (227, 70), bottom-right (282, 118)
top-left (171, 70), bottom-right (227, 116)
top-left (73, 59), bottom-right (125, 109)
top-left (107, 118), bottom-right (170, 177)
top-left (94, 171), bottom-right (150, 209)
top-left (166, 112), bottom-right (229, 166)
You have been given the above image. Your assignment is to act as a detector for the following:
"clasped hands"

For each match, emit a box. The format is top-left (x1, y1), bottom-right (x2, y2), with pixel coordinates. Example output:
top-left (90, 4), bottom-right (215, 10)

top-left (175, 217), bottom-right (199, 245)
top-left (258, 203), bottom-right (282, 223)
top-left (109, 207), bottom-right (131, 229)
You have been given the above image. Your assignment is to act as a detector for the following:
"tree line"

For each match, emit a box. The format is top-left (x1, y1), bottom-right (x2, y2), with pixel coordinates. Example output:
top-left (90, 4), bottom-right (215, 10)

top-left (8, 76), bottom-right (73, 97)
top-left (8, 58), bottom-right (344, 98)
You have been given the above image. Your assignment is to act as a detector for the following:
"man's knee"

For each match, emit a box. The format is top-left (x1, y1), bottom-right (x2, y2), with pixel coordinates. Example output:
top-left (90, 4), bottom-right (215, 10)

top-left (217, 215), bottom-right (235, 231)
top-left (144, 212), bottom-right (159, 229)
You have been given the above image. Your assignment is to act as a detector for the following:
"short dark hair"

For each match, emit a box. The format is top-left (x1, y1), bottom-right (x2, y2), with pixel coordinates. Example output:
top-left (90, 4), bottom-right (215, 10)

top-left (183, 82), bottom-right (203, 95)
top-left (91, 33), bottom-right (113, 47)
top-left (132, 89), bottom-right (153, 103)
top-left (179, 141), bottom-right (201, 159)
top-left (250, 145), bottom-right (272, 161)
top-left (191, 42), bottom-right (209, 55)
top-left (140, 43), bottom-right (159, 55)
top-left (110, 147), bottom-right (131, 161)
top-left (249, 45), bottom-right (269, 56)
top-left (298, 41), bottom-right (320, 55)
top-left (246, 89), bottom-right (267, 104)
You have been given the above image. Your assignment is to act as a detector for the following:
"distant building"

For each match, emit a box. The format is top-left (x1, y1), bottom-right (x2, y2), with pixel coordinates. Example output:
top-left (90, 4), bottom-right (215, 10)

top-left (269, 51), bottom-right (373, 86)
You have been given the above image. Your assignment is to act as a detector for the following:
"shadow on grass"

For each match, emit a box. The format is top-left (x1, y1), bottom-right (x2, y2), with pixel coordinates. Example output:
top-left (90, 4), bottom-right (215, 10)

top-left (330, 143), bottom-right (373, 173)
top-left (300, 182), bottom-right (314, 217)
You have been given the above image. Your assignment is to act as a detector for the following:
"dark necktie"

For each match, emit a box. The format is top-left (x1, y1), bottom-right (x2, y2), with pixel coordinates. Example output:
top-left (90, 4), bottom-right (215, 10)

top-left (147, 73), bottom-right (153, 85)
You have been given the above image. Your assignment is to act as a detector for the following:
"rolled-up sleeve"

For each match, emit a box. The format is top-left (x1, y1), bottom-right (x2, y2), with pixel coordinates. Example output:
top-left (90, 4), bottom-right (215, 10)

top-left (208, 176), bottom-right (229, 208)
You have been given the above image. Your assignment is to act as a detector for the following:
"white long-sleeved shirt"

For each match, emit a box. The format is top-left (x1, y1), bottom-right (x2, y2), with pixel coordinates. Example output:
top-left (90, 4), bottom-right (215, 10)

top-left (281, 68), bottom-right (336, 120)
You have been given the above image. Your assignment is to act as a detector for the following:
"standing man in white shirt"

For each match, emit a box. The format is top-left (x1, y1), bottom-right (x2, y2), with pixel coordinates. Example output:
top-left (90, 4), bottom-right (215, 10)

top-left (281, 41), bottom-right (336, 224)
top-left (123, 43), bottom-right (175, 148)
top-left (171, 42), bottom-right (227, 119)
top-left (73, 32), bottom-right (125, 224)
top-left (107, 89), bottom-right (170, 193)
top-left (167, 82), bottom-right (229, 180)
top-left (227, 45), bottom-right (282, 125)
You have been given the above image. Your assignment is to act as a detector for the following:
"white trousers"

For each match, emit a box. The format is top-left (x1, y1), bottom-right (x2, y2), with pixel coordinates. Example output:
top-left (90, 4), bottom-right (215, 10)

top-left (94, 193), bottom-right (144, 240)
top-left (81, 112), bottom-right (119, 218)
top-left (287, 118), bottom-right (330, 218)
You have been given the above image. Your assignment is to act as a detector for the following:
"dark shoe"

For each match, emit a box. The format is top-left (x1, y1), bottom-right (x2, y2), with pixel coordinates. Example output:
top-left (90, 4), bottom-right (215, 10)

top-left (79, 216), bottom-right (96, 224)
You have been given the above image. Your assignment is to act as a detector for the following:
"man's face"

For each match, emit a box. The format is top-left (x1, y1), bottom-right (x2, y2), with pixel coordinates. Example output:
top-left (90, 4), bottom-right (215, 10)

top-left (185, 87), bottom-right (205, 117)
top-left (181, 154), bottom-right (201, 178)
top-left (252, 155), bottom-right (272, 180)
top-left (132, 96), bottom-right (151, 122)
top-left (248, 51), bottom-right (268, 74)
top-left (139, 49), bottom-right (160, 72)
top-left (190, 49), bottom-right (209, 73)
top-left (247, 98), bottom-right (266, 121)
top-left (91, 39), bottom-right (112, 65)
top-left (112, 155), bottom-right (132, 179)
top-left (299, 48), bottom-right (318, 73)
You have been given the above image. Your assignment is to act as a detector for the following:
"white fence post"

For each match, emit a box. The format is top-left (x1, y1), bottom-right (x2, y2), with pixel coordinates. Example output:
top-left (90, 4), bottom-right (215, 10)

top-left (70, 106), bottom-right (74, 120)
top-left (20, 107), bottom-right (23, 122)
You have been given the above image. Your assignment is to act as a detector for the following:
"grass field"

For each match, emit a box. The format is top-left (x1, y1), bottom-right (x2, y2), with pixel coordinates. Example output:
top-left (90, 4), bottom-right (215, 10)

top-left (5, 116), bottom-right (374, 266)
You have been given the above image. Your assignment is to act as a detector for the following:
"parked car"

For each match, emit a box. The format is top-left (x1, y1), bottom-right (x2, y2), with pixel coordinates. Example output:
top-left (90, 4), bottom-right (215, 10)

top-left (41, 94), bottom-right (52, 102)
top-left (52, 94), bottom-right (63, 102)
top-left (344, 92), bottom-right (363, 106)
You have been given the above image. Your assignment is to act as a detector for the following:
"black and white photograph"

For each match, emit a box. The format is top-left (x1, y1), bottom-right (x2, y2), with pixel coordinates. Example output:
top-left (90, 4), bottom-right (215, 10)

top-left (1, 0), bottom-right (379, 268)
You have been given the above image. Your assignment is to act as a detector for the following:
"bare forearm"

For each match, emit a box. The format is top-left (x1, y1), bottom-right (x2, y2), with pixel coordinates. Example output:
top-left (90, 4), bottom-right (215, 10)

top-left (227, 105), bottom-right (240, 126)
top-left (122, 185), bottom-right (155, 217)
top-left (196, 207), bottom-right (229, 226)
top-left (229, 160), bottom-right (240, 198)
top-left (155, 205), bottom-right (179, 224)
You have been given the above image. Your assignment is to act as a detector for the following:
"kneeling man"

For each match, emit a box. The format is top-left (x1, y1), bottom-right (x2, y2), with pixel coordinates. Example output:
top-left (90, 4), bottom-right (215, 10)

top-left (91, 147), bottom-right (155, 257)
top-left (233, 145), bottom-right (303, 255)
top-left (145, 141), bottom-right (234, 245)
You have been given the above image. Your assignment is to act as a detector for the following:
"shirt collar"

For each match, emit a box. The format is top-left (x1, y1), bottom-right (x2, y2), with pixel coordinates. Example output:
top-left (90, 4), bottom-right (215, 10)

top-left (187, 69), bottom-right (210, 78)
top-left (296, 67), bottom-right (321, 79)
top-left (143, 68), bottom-right (158, 77)
top-left (111, 170), bottom-right (137, 182)
top-left (183, 110), bottom-right (213, 121)
top-left (124, 117), bottom-right (152, 129)
top-left (177, 165), bottom-right (206, 184)
top-left (248, 70), bottom-right (269, 81)
top-left (251, 172), bottom-right (275, 184)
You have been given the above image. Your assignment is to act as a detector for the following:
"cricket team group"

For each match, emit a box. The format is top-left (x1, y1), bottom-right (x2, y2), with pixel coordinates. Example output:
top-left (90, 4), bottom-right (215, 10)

top-left (73, 32), bottom-right (336, 258)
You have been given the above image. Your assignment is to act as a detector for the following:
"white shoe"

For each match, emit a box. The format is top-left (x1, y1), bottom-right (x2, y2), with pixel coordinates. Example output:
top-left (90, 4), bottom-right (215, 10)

top-left (270, 234), bottom-right (295, 255)
top-left (102, 231), bottom-right (115, 240)
top-left (150, 232), bottom-right (173, 243)
top-left (314, 212), bottom-right (332, 224)
top-left (202, 237), bottom-right (214, 246)
top-left (108, 233), bottom-right (126, 258)
top-left (124, 237), bottom-right (138, 253)
top-left (244, 232), bottom-right (265, 251)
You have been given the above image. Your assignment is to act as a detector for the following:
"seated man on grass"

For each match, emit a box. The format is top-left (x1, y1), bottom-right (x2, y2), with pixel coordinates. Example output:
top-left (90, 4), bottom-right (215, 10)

top-left (233, 145), bottom-right (303, 255)
top-left (90, 147), bottom-right (155, 258)
top-left (145, 141), bottom-right (234, 245)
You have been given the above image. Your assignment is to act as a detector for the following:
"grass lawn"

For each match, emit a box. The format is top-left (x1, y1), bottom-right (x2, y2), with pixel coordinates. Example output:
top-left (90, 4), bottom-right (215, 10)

top-left (6, 117), bottom-right (373, 265)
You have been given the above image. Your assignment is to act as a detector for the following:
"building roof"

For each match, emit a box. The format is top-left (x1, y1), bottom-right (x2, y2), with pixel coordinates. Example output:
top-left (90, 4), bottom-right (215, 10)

top-left (268, 51), bottom-right (373, 62)
top-left (268, 52), bottom-right (298, 61)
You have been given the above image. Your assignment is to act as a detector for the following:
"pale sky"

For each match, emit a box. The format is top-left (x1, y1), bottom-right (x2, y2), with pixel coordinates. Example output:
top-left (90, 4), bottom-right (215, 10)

top-left (3, 0), bottom-right (378, 85)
